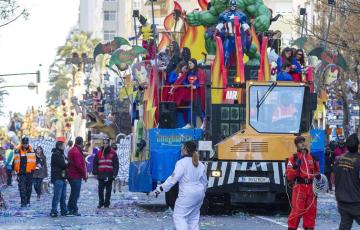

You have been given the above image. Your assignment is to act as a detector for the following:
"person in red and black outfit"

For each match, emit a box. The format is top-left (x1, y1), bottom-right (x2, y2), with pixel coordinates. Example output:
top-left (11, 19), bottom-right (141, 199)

top-left (286, 136), bottom-right (320, 230)
top-left (92, 138), bottom-right (119, 208)
top-left (67, 136), bottom-right (87, 216)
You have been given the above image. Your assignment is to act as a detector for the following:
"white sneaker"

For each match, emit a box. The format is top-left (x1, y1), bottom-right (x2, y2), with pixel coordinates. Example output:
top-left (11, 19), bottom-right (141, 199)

top-left (182, 123), bottom-right (191, 129)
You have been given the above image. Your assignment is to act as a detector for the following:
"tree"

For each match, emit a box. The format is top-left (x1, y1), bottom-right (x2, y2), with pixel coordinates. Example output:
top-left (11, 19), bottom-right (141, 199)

top-left (46, 62), bottom-right (71, 106)
top-left (293, 0), bottom-right (360, 136)
top-left (46, 31), bottom-right (100, 106)
top-left (57, 31), bottom-right (99, 62)
top-left (0, 0), bottom-right (29, 28)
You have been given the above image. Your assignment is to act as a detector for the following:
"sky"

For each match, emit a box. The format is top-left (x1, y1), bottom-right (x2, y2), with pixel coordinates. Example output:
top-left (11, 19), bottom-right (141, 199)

top-left (0, 0), bottom-right (80, 126)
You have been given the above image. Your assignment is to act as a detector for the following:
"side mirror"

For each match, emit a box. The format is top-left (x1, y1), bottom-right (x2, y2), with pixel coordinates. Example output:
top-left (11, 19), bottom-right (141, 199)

top-left (311, 93), bottom-right (317, 111)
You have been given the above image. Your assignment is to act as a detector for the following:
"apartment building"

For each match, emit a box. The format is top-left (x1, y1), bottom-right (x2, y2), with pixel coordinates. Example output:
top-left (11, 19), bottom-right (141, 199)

top-left (79, 0), bottom-right (134, 42)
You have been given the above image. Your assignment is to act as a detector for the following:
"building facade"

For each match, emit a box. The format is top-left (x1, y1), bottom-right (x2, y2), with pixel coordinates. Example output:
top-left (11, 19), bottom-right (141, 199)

top-left (79, 0), bottom-right (134, 42)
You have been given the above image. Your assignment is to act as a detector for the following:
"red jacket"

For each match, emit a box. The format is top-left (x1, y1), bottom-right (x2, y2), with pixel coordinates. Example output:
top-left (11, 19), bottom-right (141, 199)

top-left (67, 145), bottom-right (87, 180)
top-left (286, 150), bottom-right (319, 182)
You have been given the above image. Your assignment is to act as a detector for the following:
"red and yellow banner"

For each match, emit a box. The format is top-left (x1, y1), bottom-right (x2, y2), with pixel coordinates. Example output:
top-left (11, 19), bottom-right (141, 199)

top-left (234, 16), bottom-right (245, 84)
top-left (211, 36), bottom-right (227, 103)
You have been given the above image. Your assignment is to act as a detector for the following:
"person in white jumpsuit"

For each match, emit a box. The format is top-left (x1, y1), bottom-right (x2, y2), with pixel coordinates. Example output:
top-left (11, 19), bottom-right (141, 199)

top-left (153, 141), bottom-right (208, 230)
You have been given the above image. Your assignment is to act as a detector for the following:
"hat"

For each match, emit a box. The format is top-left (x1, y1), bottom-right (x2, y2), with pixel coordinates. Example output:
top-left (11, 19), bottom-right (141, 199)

top-left (56, 137), bottom-right (66, 143)
top-left (294, 136), bottom-right (305, 145)
top-left (21, 136), bottom-right (29, 145)
top-left (139, 15), bottom-right (147, 25)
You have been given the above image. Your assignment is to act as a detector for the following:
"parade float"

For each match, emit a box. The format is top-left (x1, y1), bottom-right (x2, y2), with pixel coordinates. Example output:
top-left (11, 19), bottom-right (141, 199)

top-left (92, 0), bottom-right (318, 212)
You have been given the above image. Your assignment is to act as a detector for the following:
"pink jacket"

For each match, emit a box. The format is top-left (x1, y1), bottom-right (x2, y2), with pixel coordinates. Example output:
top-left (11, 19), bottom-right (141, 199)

top-left (334, 146), bottom-right (348, 160)
top-left (67, 145), bottom-right (87, 180)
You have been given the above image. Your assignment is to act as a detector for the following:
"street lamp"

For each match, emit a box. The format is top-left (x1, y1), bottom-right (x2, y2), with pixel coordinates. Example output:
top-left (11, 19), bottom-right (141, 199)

top-left (324, 0), bottom-right (336, 50)
top-left (0, 82), bottom-right (37, 90)
top-left (300, 8), bottom-right (307, 37)
top-left (132, 10), bottom-right (139, 46)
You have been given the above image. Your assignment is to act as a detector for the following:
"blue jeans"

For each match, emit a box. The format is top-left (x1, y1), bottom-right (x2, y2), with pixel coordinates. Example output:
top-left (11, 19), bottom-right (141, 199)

top-left (51, 180), bottom-right (67, 215)
top-left (67, 179), bottom-right (82, 213)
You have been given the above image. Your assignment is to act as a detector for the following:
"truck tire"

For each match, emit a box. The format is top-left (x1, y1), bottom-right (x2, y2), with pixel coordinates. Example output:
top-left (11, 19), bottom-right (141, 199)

top-left (200, 196), bottom-right (210, 215)
top-left (165, 183), bottom-right (178, 210)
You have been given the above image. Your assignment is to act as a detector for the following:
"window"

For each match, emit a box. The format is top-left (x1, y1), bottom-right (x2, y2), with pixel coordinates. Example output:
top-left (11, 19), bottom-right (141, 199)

top-left (249, 85), bottom-right (309, 134)
top-left (104, 11), bottom-right (116, 21)
top-left (104, 30), bottom-right (116, 41)
top-left (133, 0), bottom-right (140, 9)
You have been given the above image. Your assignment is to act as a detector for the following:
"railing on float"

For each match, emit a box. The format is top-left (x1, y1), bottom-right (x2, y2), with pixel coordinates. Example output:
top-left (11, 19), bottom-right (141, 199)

top-left (160, 84), bottom-right (195, 128)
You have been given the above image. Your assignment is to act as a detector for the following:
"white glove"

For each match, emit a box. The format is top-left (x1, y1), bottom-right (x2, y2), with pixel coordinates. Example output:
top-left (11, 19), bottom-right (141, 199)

top-left (216, 23), bottom-right (224, 31)
top-left (242, 23), bottom-right (250, 31)
top-left (152, 185), bottom-right (163, 198)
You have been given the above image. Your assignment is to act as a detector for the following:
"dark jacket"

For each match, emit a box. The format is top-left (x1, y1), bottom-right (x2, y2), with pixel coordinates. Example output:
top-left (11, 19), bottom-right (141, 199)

top-left (324, 147), bottom-right (335, 174)
top-left (335, 152), bottom-right (360, 204)
top-left (92, 147), bottom-right (119, 180)
top-left (67, 145), bottom-right (87, 180)
top-left (33, 153), bottom-right (48, 178)
top-left (50, 148), bottom-right (67, 183)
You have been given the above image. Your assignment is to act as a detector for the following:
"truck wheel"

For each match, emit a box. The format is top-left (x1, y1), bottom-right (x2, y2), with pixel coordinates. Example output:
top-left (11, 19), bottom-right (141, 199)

top-left (165, 183), bottom-right (178, 210)
top-left (200, 196), bottom-right (210, 215)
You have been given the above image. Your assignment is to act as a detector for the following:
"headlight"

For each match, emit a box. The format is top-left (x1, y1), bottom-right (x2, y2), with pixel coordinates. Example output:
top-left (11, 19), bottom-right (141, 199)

top-left (211, 170), bottom-right (222, 177)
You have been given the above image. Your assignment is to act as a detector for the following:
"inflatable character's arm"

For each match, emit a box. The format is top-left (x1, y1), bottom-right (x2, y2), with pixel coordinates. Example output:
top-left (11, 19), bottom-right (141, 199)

top-left (186, 0), bottom-right (228, 27)
top-left (243, 0), bottom-right (270, 32)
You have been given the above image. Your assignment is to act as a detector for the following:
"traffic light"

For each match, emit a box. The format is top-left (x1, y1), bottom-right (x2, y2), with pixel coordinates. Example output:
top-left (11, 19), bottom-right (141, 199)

top-left (36, 70), bottom-right (40, 83)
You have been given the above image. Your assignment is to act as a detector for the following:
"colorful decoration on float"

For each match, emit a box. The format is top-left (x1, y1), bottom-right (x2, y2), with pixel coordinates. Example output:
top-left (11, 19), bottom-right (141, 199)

top-left (198, 0), bottom-right (209, 10)
top-left (180, 23), bottom-right (207, 61)
top-left (211, 36), bottom-right (227, 104)
top-left (93, 37), bottom-right (130, 60)
top-left (308, 47), bottom-right (348, 71)
top-left (258, 36), bottom-right (270, 81)
top-left (108, 46), bottom-right (147, 67)
top-left (144, 68), bottom-right (158, 129)
top-left (250, 26), bottom-right (260, 54)
top-left (234, 17), bottom-right (245, 84)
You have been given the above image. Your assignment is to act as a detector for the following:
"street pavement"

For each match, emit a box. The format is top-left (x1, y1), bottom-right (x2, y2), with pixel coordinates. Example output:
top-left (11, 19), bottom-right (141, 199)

top-left (0, 177), bottom-right (359, 230)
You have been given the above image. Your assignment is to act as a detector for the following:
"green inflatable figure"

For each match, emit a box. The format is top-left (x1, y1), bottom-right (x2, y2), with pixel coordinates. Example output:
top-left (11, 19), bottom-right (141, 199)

top-left (187, 0), bottom-right (271, 66)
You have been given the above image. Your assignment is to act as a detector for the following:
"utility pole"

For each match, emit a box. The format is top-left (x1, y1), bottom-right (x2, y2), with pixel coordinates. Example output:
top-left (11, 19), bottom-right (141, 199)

top-left (150, 0), bottom-right (159, 120)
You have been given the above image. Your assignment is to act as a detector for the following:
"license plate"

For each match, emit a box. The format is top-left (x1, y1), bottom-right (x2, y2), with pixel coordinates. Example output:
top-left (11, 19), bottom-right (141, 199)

top-left (239, 177), bottom-right (270, 183)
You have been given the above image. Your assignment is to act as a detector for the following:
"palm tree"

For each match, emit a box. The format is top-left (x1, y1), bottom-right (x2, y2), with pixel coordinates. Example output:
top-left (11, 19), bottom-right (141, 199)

top-left (57, 31), bottom-right (100, 66)
top-left (46, 31), bottom-right (100, 106)
top-left (46, 63), bottom-right (71, 106)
